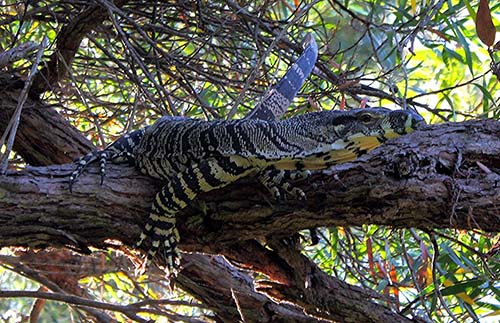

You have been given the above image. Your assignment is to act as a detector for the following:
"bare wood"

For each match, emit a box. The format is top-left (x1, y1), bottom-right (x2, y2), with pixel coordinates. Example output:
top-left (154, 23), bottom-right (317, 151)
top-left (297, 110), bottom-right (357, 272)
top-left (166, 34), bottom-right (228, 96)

top-left (31, 1), bottom-right (128, 95)
top-left (0, 38), bottom-right (48, 174)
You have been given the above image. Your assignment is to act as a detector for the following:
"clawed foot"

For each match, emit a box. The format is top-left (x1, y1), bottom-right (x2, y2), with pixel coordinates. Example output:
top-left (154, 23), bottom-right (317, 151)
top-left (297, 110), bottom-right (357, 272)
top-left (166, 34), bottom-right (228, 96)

top-left (69, 150), bottom-right (110, 192)
top-left (258, 169), bottom-right (310, 201)
top-left (135, 227), bottom-right (182, 284)
top-left (134, 250), bottom-right (180, 276)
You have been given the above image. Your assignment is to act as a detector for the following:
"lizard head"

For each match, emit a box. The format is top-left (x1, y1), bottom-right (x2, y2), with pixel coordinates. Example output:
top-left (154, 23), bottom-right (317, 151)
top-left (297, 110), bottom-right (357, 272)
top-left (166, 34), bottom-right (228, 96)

top-left (297, 108), bottom-right (425, 160)
top-left (327, 107), bottom-right (425, 154)
top-left (344, 107), bottom-right (425, 139)
top-left (274, 107), bottom-right (425, 169)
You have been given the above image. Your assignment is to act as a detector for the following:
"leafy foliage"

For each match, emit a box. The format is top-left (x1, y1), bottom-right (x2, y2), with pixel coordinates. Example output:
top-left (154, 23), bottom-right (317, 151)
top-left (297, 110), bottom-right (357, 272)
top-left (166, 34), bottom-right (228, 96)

top-left (0, 0), bottom-right (499, 322)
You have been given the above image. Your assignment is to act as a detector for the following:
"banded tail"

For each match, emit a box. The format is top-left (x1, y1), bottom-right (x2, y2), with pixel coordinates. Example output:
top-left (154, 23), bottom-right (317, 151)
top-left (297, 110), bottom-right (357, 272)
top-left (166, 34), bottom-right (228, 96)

top-left (245, 34), bottom-right (318, 121)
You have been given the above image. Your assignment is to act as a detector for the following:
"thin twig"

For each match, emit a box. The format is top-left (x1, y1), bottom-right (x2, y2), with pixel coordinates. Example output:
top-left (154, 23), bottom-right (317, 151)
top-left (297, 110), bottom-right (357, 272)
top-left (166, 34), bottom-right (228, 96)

top-left (57, 51), bottom-right (107, 148)
top-left (428, 232), bottom-right (461, 323)
top-left (0, 37), bottom-right (48, 174)
top-left (0, 41), bottom-right (38, 67)
top-left (231, 288), bottom-right (247, 322)
top-left (98, 0), bottom-right (175, 115)
top-left (226, 0), bottom-right (320, 119)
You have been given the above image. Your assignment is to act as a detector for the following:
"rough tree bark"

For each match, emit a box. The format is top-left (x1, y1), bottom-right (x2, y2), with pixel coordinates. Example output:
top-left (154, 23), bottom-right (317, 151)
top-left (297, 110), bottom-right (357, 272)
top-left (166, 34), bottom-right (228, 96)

top-left (0, 115), bottom-right (499, 321)
top-left (0, 75), bottom-right (93, 165)
top-left (31, 1), bottom-right (128, 95)
top-left (2, 120), bottom-right (499, 250)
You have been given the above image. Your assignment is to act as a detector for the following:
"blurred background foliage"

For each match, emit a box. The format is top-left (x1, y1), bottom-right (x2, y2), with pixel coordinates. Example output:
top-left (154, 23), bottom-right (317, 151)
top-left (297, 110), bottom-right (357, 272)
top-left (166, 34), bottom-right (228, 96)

top-left (0, 0), bottom-right (499, 322)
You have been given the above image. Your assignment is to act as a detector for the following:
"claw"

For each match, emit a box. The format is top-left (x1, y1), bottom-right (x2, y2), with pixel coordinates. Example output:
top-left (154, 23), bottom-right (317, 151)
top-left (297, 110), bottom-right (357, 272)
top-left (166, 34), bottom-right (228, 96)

top-left (136, 220), bottom-right (181, 282)
top-left (309, 228), bottom-right (319, 245)
top-left (258, 169), bottom-right (310, 201)
top-left (68, 177), bottom-right (74, 193)
top-left (68, 150), bottom-right (113, 191)
top-left (99, 152), bottom-right (107, 185)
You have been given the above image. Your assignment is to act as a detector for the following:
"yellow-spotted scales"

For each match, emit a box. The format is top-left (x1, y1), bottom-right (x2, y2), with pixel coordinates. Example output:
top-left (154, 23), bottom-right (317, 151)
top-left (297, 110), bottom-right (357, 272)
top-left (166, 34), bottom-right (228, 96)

top-left (69, 108), bottom-right (424, 276)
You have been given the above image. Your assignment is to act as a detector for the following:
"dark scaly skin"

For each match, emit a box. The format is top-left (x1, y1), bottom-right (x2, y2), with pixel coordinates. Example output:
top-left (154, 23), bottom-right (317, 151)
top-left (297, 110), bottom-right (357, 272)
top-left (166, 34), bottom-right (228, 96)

top-left (68, 127), bottom-right (147, 192)
top-left (69, 108), bottom-right (425, 277)
top-left (244, 34), bottom-right (318, 121)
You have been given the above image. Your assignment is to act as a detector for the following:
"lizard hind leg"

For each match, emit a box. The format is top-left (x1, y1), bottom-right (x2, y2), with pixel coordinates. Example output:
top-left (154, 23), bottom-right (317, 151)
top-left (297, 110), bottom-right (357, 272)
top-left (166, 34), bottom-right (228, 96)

top-left (258, 169), bottom-right (310, 201)
top-left (135, 157), bottom-right (254, 278)
top-left (136, 185), bottom-right (183, 277)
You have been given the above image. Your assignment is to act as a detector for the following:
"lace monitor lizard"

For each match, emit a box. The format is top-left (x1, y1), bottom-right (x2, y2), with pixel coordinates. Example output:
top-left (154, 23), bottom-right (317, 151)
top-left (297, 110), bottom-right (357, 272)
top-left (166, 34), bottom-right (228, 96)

top-left (69, 33), bottom-right (319, 274)
top-left (69, 108), bottom-right (425, 276)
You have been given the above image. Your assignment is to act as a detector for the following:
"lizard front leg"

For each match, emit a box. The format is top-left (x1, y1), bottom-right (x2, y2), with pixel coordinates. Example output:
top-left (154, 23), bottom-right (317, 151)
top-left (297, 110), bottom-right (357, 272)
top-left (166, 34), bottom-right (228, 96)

top-left (257, 169), bottom-right (321, 245)
top-left (69, 128), bottom-right (146, 191)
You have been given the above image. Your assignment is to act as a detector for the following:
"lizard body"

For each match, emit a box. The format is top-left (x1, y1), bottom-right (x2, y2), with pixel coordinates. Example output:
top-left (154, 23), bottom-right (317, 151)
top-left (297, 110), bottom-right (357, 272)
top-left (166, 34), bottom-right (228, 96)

top-left (69, 108), bottom-right (424, 275)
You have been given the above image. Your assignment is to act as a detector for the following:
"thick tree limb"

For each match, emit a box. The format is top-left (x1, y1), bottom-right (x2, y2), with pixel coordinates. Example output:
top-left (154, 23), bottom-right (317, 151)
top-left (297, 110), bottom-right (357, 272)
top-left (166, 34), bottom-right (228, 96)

top-left (0, 119), bottom-right (498, 321)
top-left (2, 121), bottom-right (499, 250)
top-left (0, 76), bottom-right (93, 165)
top-left (0, 162), bottom-right (404, 321)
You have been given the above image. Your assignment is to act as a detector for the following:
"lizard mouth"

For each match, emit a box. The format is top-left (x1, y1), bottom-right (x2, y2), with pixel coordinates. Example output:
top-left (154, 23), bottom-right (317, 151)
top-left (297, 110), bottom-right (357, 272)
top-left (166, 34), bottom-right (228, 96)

top-left (408, 111), bottom-right (426, 130)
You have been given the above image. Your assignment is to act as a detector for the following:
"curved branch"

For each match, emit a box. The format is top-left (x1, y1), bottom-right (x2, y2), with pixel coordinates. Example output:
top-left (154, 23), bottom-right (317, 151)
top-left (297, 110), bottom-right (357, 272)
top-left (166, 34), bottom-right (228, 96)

top-left (31, 1), bottom-right (128, 95)
top-left (0, 75), bottom-right (93, 165)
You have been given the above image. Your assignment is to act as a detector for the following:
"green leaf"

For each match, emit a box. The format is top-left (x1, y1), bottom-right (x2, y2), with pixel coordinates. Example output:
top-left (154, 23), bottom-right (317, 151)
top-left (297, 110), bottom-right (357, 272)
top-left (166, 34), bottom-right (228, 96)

top-left (440, 279), bottom-right (486, 297)
top-left (441, 243), bottom-right (468, 270)
top-left (446, 16), bottom-right (474, 75)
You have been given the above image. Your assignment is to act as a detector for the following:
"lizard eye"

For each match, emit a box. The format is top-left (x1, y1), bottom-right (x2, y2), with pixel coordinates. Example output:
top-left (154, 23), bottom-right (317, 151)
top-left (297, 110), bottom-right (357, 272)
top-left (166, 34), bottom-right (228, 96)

top-left (359, 112), bottom-right (374, 124)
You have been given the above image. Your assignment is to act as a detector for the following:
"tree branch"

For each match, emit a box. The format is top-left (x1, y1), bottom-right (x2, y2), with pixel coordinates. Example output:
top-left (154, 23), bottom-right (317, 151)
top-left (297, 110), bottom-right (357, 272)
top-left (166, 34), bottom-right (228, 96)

top-left (2, 121), bottom-right (499, 252)
top-left (1, 120), bottom-right (498, 321)
top-left (31, 1), bottom-right (128, 95)
top-left (0, 75), bottom-right (93, 165)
